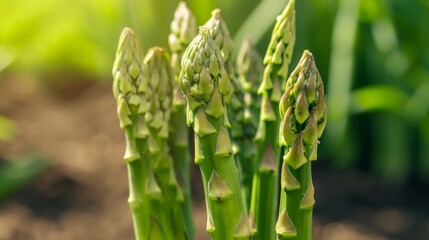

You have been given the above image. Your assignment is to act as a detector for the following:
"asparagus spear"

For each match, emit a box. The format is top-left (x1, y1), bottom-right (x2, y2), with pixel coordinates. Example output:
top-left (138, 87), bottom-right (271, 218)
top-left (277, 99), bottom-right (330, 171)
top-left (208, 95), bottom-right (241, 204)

top-left (275, 50), bottom-right (327, 240)
top-left (112, 27), bottom-right (151, 240)
top-left (113, 28), bottom-right (187, 239)
top-left (179, 26), bottom-right (251, 240)
top-left (250, 0), bottom-right (296, 239)
top-left (168, 2), bottom-right (198, 239)
top-left (235, 37), bottom-right (263, 209)
top-left (204, 9), bottom-right (252, 210)
top-left (143, 47), bottom-right (188, 240)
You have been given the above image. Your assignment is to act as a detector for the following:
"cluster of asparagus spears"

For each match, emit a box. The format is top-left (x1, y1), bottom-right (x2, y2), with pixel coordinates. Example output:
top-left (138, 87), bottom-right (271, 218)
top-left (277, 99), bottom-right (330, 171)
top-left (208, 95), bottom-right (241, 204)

top-left (112, 0), bottom-right (327, 239)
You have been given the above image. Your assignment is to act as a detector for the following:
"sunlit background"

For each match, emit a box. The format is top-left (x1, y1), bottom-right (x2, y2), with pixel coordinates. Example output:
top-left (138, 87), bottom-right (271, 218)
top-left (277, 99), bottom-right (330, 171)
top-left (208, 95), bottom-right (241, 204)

top-left (1, 0), bottom-right (429, 239)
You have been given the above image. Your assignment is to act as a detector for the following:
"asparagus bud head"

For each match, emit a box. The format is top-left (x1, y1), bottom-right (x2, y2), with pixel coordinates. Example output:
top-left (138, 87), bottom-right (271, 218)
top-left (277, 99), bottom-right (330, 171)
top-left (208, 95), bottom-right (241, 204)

top-left (180, 27), bottom-right (232, 115)
top-left (112, 28), bottom-right (146, 102)
top-left (204, 9), bottom-right (234, 64)
top-left (169, 1), bottom-right (198, 77)
top-left (144, 47), bottom-right (174, 140)
top-left (259, 0), bottom-right (296, 95)
top-left (236, 37), bottom-right (263, 94)
top-left (279, 50), bottom-right (327, 167)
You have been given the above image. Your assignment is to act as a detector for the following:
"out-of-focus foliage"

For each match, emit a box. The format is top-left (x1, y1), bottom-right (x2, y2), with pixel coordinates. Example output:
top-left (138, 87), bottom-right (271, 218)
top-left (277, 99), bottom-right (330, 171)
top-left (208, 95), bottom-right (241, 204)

top-left (0, 0), bottom-right (125, 79)
top-left (322, 0), bottom-right (429, 182)
top-left (0, 0), bottom-right (265, 80)
top-left (0, 115), bottom-right (16, 141)
top-left (0, 155), bottom-right (47, 200)
top-left (0, 45), bottom-right (15, 72)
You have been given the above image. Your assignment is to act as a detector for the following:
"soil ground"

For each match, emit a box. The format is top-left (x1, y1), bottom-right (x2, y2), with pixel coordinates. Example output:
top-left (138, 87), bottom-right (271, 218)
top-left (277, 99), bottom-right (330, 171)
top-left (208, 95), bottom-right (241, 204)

top-left (0, 75), bottom-right (428, 240)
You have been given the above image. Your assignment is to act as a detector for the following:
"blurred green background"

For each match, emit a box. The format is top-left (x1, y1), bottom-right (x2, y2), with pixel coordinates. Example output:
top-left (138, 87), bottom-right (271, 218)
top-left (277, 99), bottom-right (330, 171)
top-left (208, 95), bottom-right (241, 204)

top-left (1, 0), bottom-right (429, 239)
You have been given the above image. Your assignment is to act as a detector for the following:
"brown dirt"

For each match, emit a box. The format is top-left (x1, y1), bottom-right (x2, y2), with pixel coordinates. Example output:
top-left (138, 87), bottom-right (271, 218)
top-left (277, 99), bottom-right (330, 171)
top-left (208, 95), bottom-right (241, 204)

top-left (0, 74), bottom-right (428, 240)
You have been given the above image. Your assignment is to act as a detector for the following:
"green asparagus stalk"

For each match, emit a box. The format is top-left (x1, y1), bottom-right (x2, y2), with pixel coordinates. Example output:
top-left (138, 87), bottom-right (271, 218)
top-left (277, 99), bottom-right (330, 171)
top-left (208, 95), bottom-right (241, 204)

top-left (204, 9), bottom-right (252, 210)
top-left (143, 47), bottom-right (188, 240)
top-left (250, 0), bottom-right (295, 239)
top-left (179, 26), bottom-right (251, 240)
top-left (235, 37), bottom-right (263, 209)
top-left (112, 27), bottom-right (151, 240)
top-left (275, 50), bottom-right (327, 240)
top-left (168, 2), bottom-right (198, 239)
top-left (113, 28), bottom-right (188, 239)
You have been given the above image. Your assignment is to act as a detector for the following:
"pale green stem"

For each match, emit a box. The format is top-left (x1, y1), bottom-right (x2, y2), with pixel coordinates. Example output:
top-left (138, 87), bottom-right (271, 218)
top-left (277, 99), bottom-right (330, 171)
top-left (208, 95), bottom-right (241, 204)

top-left (235, 140), bottom-right (255, 211)
top-left (126, 162), bottom-right (149, 240)
top-left (194, 113), bottom-right (249, 240)
top-left (124, 123), bottom-right (151, 240)
top-left (169, 108), bottom-right (195, 239)
top-left (279, 163), bottom-right (312, 240)
top-left (151, 126), bottom-right (187, 240)
top-left (250, 114), bottom-right (280, 240)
